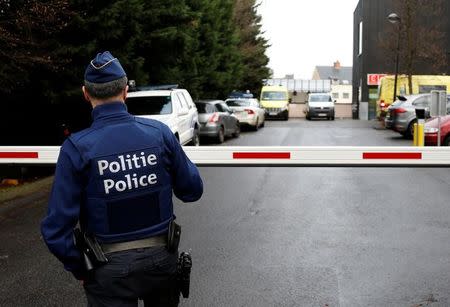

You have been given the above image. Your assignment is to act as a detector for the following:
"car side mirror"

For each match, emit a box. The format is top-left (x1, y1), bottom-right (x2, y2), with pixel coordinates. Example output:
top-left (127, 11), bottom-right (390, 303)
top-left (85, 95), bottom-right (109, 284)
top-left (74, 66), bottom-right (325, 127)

top-left (288, 98), bottom-right (292, 103)
top-left (334, 100), bottom-right (337, 103)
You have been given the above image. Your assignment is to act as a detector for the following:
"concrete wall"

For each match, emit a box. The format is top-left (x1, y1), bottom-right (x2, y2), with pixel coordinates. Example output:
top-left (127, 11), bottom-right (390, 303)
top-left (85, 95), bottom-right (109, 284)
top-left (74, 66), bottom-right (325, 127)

top-left (335, 104), bottom-right (353, 118)
top-left (289, 103), bottom-right (307, 118)
top-left (289, 91), bottom-right (307, 118)
top-left (289, 91), bottom-right (308, 103)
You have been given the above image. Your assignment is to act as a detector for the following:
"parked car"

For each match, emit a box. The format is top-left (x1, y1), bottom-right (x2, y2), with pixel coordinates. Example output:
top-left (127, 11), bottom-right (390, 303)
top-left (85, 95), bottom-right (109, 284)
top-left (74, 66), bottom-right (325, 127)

top-left (384, 94), bottom-right (432, 138)
top-left (195, 100), bottom-right (240, 143)
top-left (126, 87), bottom-right (200, 146)
top-left (305, 93), bottom-right (335, 120)
top-left (225, 98), bottom-right (265, 130)
top-left (425, 115), bottom-right (450, 146)
top-left (424, 95), bottom-right (450, 146)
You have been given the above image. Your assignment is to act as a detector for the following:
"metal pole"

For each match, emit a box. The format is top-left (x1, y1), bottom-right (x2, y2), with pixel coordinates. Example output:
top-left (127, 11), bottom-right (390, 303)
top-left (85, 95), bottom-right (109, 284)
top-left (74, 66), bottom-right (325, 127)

top-left (392, 27), bottom-right (401, 103)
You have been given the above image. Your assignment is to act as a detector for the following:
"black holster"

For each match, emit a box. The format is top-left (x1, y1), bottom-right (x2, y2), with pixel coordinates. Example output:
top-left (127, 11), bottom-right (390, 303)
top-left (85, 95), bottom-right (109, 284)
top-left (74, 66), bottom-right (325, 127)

top-left (167, 220), bottom-right (181, 253)
top-left (177, 252), bottom-right (192, 298)
top-left (74, 228), bottom-right (108, 271)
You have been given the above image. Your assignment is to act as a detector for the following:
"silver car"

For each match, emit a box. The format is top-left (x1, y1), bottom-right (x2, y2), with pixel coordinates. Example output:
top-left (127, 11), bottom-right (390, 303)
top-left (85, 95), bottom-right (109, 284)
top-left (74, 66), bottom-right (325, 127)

top-left (195, 100), bottom-right (240, 143)
top-left (225, 98), bottom-right (265, 130)
top-left (385, 94), bottom-right (431, 138)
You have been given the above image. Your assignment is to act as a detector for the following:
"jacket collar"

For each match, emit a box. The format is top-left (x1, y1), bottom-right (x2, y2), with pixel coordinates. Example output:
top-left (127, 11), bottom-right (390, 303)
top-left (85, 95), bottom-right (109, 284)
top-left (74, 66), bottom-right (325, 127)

top-left (91, 102), bottom-right (130, 121)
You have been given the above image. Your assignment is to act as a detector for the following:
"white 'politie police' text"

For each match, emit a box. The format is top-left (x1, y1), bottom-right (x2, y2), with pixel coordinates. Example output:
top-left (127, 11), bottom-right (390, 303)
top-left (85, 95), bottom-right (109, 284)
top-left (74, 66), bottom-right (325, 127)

top-left (97, 152), bottom-right (158, 194)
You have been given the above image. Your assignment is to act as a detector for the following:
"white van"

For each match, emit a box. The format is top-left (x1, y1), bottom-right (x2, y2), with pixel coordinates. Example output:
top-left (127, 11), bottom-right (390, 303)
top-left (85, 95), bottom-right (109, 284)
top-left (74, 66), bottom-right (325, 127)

top-left (305, 93), bottom-right (335, 120)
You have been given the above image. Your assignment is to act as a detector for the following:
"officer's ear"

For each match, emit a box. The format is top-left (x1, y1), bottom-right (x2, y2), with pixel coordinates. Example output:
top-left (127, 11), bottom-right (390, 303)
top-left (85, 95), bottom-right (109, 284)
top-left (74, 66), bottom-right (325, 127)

top-left (123, 85), bottom-right (129, 100)
top-left (82, 86), bottom-right (91, 103)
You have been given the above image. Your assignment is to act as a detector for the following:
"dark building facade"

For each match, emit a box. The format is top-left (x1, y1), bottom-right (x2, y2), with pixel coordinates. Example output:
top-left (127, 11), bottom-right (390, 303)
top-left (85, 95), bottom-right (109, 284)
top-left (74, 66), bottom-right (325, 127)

top-left (352, 0), bottom-right (450, 119)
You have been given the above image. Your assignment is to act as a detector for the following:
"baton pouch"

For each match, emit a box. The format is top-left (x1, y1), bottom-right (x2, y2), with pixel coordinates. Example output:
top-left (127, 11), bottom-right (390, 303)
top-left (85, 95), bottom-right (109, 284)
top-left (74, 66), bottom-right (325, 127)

top-left (167, 220), bottom-right (181, 253)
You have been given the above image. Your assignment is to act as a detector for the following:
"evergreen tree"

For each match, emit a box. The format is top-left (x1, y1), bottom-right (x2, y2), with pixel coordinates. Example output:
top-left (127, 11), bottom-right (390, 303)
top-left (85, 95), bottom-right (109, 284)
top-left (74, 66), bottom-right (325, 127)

top-left (233, 0), bottom-right (270, 95)
top-left (0, 0), bottom-right (270, 143)
top-left (138, 0), bottom-right (201, 97)
top-left (185, 0), bottom-right (242, 99)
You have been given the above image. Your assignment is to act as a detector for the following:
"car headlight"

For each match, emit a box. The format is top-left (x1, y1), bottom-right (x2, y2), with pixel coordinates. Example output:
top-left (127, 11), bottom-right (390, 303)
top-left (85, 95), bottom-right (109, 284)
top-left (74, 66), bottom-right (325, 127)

top-left (424, 127), bottom-right (438, 133)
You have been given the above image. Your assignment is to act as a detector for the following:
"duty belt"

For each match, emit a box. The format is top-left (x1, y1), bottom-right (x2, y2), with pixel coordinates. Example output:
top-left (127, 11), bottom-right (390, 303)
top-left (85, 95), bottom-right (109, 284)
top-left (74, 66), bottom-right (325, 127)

top-left (101, 235), bottom-right (167, 254)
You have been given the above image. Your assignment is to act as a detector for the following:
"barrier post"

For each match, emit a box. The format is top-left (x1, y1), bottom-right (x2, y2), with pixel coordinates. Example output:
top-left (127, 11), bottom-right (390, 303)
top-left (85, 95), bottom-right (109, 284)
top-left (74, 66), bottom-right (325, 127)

top-left (415, 108), bottom-right (426, 147)
top-left (417, 120), bottom-right (425, 147)
top-left (413, 123), bottom-right (418, 146)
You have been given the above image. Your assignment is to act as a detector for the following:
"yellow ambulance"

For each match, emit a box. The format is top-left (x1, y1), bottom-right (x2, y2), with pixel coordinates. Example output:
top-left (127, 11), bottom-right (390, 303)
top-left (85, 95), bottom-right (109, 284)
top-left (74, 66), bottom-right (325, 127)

top-left (260, 85), bottom-right (290, 120)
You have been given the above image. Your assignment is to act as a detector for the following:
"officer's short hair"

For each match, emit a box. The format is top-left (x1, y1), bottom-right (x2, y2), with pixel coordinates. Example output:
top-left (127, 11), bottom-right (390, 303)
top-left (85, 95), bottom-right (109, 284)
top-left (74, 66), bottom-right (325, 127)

top-left (84, 76), bottom-right (128, 100)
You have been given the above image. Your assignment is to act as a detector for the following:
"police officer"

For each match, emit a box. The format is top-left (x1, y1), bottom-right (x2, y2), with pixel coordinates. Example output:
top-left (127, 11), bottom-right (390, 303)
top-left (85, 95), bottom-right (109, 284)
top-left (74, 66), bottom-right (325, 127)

top-left (41, 51), bottom-right (203, 306)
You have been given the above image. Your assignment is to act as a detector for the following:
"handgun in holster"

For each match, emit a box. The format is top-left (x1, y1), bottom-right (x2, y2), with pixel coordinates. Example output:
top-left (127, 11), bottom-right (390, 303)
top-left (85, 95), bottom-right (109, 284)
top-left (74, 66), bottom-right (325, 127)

top-left (167, 220), bottom-right (181, 253)
top-left (74, 228), bottom-right (108, 271)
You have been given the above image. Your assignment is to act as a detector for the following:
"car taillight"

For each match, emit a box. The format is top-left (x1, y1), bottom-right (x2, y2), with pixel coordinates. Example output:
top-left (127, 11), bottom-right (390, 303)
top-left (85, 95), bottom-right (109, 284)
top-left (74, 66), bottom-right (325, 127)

top-left (394, 108), bottom-right (407, 114)
top-left (208, 112), bottom-right (219, 123)
top-left (245, 109), bottom-right (255, 115)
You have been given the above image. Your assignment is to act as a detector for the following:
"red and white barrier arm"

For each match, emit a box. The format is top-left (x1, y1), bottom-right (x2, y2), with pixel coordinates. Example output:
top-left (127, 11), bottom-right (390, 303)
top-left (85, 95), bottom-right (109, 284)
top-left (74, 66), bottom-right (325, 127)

top-left (1, 146), bottom-right (450, 167)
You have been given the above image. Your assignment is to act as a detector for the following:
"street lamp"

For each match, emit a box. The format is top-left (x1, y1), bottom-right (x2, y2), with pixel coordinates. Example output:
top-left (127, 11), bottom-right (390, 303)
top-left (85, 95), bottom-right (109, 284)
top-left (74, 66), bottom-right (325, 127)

top-left (387, 13), bottom-right (401, 103)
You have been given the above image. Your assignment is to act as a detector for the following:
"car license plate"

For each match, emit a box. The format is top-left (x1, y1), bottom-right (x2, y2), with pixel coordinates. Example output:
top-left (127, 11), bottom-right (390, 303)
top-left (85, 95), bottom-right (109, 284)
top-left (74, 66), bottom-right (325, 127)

top-left (318, 113), bottom-right (327, 117)
top-left (269, 112), bottom-right (277, 116)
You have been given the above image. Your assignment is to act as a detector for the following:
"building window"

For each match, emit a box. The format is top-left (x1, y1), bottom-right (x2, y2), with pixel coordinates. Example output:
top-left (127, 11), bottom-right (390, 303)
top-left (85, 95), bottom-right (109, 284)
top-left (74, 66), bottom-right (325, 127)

top-left (343, 93), bottom-right (350, 99)
top-left (332, 93), bottom-right (339, 99)
top-left (358, 21), bottom-right (363, 55)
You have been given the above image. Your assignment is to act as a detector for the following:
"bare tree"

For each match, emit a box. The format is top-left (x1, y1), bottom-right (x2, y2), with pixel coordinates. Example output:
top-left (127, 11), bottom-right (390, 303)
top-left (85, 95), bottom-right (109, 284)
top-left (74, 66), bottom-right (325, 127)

top-left (0, 0), bottom-right (72, 93)
top-left (380, 0), bottom-right (447, 94)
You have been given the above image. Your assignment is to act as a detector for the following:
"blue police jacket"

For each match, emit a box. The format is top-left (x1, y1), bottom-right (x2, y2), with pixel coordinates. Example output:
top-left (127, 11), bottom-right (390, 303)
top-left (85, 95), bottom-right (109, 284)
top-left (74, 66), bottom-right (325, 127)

top-left (41, 102), bottom-right (203, 278)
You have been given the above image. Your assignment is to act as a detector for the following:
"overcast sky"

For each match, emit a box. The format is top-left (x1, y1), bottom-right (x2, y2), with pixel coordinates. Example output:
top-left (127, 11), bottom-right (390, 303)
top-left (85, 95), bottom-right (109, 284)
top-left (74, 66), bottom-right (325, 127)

top-left (258, 0), bottom-right (360, 79)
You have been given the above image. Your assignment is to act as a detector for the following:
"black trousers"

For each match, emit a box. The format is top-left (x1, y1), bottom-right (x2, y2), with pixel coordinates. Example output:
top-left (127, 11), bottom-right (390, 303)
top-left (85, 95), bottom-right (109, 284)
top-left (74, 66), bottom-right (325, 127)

top-left (83, 246), bottom-right (179, 307)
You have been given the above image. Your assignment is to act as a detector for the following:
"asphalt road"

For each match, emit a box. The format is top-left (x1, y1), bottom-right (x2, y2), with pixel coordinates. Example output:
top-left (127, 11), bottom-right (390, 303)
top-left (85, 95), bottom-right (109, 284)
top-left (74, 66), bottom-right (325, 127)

top-left (1, 119), bottom-right (449, 307)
